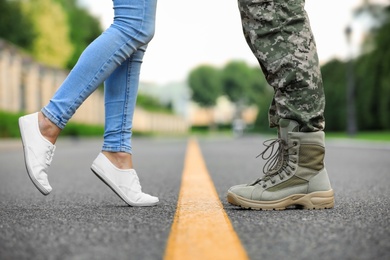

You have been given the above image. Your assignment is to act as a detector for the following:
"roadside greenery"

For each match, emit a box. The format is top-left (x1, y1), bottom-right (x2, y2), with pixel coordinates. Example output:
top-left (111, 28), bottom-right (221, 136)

top-left (188, 65), bottom-right (222, 107)
top-left (136, 94), bottom-right (173, 114)
top-left (1, 108), bottom-right (390, 141)
top-left (0, 0), bottom-right (102, 69)
top-left (1, 1), bottom-right (389, 136)
top-left (188, 4), bottom-right (390, 133)
top-left (326, 132), bottom-right (390, 142)
top-left (54, 0), bottom-right (103, 69)
top-left (0, 0), bottom-right (35, 50)
top-left (0, 110), bottom-right (104, 138)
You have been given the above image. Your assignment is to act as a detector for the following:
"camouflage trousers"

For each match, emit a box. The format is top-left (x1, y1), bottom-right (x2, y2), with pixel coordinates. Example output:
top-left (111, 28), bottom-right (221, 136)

top-left (238, 0), bottom-right (325, 132)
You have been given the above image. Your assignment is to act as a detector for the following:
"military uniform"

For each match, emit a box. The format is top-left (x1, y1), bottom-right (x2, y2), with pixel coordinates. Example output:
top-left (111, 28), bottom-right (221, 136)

top-left (227, 0), bottom-right (334, 210)
top-left (238, 0), bottom-right (325, 132)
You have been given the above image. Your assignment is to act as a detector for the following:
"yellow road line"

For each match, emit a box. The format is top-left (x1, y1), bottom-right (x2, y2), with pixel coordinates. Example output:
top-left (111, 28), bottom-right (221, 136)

top-left (164, 138), bottom-right (248, 260)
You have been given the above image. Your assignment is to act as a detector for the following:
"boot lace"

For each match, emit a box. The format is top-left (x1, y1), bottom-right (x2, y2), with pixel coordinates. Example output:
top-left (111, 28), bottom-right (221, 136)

top-left (252, 138), bottom-right (297, 186)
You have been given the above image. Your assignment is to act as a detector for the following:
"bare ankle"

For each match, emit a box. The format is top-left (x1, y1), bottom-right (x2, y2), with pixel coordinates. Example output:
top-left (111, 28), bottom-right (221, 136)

top-left (102, 151), bottom-right (133, 169)
top-left (38, 112), bottom-right (61, 144)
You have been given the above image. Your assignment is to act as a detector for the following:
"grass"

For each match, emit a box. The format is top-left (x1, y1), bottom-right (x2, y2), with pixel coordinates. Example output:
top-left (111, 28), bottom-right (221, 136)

top-left (0, 110), bottom-right (106, 138)
top-left (0, 111), bottom-right (24, 138)
top-left (325, 131), bottom-right (390, 142)
top-left (2, 111), bottom-right (390, 142)
top-left (0, 110), bottom-right (177, 139)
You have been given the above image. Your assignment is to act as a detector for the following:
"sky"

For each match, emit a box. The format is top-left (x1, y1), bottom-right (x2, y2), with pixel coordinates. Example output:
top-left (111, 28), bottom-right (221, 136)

top-left (78, 0), bottom-right (382, 85)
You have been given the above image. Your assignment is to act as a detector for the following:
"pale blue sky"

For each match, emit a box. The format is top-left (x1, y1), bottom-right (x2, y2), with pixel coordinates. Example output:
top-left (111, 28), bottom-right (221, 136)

top-left (78, 0), bottom-right (377, 84)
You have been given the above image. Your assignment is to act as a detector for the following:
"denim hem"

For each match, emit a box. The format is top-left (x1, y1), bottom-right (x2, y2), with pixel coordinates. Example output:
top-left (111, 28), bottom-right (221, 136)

top-left (41, 108), bottom-right (66, 129)
top-left (102, 146), bottom-right (132, 154)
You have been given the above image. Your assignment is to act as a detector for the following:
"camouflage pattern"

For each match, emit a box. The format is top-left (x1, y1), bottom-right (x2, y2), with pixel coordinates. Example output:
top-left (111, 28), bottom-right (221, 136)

top-left (238, 0), bottom-right (325, 131)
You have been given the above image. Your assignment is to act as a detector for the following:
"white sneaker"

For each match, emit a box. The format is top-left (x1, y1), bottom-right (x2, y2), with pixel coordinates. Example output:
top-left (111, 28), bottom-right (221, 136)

top-left (19, 112), bottom-right (56, 195)
top-left (91, 153), bottom-right (159, 206)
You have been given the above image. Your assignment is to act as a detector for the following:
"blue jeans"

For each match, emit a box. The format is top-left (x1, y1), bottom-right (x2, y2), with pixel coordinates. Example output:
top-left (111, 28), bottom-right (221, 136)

top-left (42, 0), bottom-right (157, 154)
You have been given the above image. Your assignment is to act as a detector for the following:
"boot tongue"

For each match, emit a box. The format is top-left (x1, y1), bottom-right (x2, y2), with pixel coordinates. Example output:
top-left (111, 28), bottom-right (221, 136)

top-left (279, 119), bottom-right (300, 143)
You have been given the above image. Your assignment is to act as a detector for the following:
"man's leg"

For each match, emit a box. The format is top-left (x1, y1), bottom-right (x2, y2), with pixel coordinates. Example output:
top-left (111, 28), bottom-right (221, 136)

top-left (227, 0), bottom-right (334, 210)
top-left (238, 0), bottom-right (324, 131)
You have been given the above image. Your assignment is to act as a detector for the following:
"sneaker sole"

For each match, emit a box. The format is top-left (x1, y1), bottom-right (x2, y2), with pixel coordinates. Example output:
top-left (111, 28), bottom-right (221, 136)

top-left (19, 118), bottom-right (50, 196)
top-left (227, 189), bottom-right (334, 210)
top-left (91, 165), bottom-right (158, 207)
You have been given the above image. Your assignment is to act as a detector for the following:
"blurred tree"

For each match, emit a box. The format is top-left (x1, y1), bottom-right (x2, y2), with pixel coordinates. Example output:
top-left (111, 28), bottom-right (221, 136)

top-left (247, 66), bottom-right (270, 105)
top-left (188, 61), bottom-right (273, 131)
top-left (249, 66), bottom-right (274, 131)
top-left (55, 0), bottom-right (102, 69)
top-left (221, 61), bottom-right (253, 104)
top-left (374, 9), bottom-right (390, 130)
top-left (321, 59), bottom-right (347, 132)
top-left (136, 93), bottom-right (173, 113)
top-left (0, 0), bottom-right (102, 69)
top-left (222, 61), bottom-right (273, 130)
top-left (21, 0), bottom-right (73, 68)
top-left (318, 4), bottom-right (390, 132)
top-left (188, 65), bottom-right (222, 107)
top-left (0, 0), bottom-right (36, 50)
top-left (354, 5), bottom-right (390, 130)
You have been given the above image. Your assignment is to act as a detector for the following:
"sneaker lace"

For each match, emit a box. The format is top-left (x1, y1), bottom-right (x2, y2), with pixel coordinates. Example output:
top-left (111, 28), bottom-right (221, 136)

top-left (45, 146), bottom-right (55, 166)
top-left (133, 174), bottom-right (142, 192)
top-left (119, 173), bottom-right (143, 194)
top-left (252, 138), bottom-right (296, 185)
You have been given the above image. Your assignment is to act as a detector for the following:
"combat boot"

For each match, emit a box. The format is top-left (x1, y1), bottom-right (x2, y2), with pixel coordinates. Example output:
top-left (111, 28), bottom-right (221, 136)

top-left (227, 119), bottom-right (334, 210)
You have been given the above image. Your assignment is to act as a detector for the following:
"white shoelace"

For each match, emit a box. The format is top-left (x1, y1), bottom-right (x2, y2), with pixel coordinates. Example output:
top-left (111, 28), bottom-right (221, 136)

top-left (45, 146), bottom-right (55, 166)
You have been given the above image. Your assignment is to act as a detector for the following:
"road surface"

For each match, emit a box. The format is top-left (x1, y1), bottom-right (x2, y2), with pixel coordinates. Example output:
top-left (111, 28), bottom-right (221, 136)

top-left (0, 136), bottom-right (389, 260)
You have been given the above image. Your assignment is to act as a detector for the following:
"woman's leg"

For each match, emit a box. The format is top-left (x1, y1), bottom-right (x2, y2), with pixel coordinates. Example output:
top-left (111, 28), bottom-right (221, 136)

top-left (90, 45), bottom-right (159, 207)
top-left (42, 0), bottom-right (157, 132)
top-left (101, 46), bottom-right (147, 169)
top-left (90, 4), bottom-right (157, 205)
top-left (19, 0), bottom-right (158, 196)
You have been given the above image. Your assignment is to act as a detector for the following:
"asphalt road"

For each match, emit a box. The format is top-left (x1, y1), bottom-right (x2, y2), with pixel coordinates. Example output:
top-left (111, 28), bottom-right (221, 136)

top-left (0, 135), bottom-right (389, 260)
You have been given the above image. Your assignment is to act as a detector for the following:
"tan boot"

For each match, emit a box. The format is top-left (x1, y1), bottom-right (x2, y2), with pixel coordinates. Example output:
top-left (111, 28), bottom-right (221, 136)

top-left (227, 119), bottom-right (334, 210)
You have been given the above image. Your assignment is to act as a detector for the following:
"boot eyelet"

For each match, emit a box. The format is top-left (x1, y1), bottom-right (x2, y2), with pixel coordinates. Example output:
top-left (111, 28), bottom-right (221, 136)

top-left (293, 141), bottom-right (298, 146)
top-left (262, 184), bottom-right (267, 188)
top-left (292, 167), bottom-right (296, 171)
top-left (271, 180), bottom-right (276, 184)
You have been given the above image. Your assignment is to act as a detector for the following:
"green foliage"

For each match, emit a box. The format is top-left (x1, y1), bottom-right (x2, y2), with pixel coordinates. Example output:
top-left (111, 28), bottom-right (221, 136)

top-left (321, 59), bottom-right (347, 131)
top-left (2, 0), bottom-right (102, 69)
top-left (136, 94), bottom-right (172, 113)
top-left (221, 61), bottom-right (253, 103)
top-left (219, 61), bottom-right (273, 131)
top-left (252, 86), bottom-right (274, 132)
top-left (0, 0), bottom-right (36, 50)
top-left (246, 66), bottom-right (274, 131)
top-left (326, 131), bottom-right (390, 142)
top-left (355, 7), bottom-right (390, 130)
top-left (0, 110), bottom-right (24, 138)
top-left (55, 0), bottom-right (103, 69)
top-left (188, 65), bottom-right (222, 107)
top-left (21, 0), bottom-right (74, 67)
top-left (247, 67), bottom-right (270, 104)
top-left (0, 110), bottom-right (105, 138)
top-left (188, 60), bottom-right (272, 131)
top-left (320, 6), bottom-right (390, 132)
top-left (188, 61), bottom-right (270, 106)
top-left (60, 122), bottom-right (104, 137)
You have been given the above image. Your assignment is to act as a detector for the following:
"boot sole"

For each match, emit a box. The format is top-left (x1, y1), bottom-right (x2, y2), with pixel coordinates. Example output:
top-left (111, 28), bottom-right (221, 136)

top-left (227, 189), bottom-right (334, 210)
